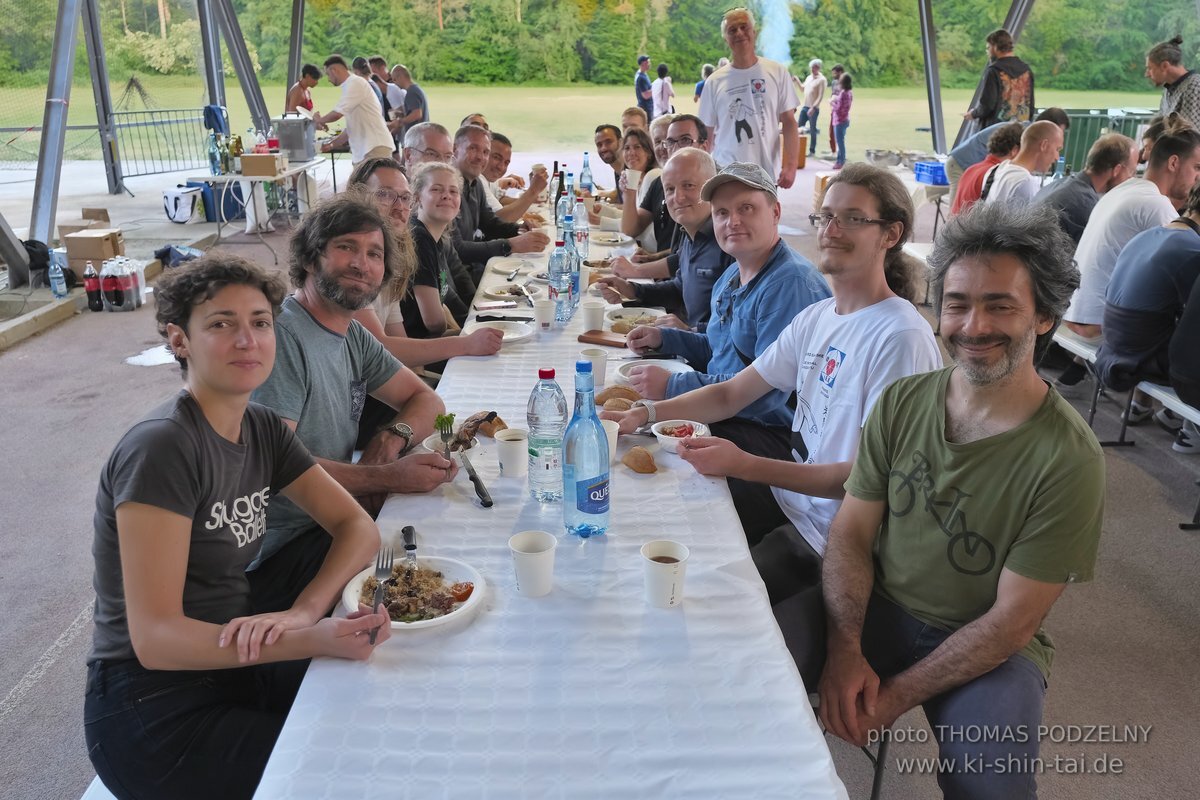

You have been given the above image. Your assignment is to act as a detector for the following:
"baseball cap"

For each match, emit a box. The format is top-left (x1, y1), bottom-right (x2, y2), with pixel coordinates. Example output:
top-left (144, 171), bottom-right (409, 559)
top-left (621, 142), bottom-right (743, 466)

top-left (700, 161), bottom-right (778, 201)
top-left (637, 55), bottom-right (650, 65)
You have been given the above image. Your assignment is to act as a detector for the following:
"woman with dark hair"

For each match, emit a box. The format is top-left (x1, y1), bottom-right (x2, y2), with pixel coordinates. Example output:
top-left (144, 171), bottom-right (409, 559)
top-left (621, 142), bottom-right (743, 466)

top-left (652, 63), bottom-right (676, 118)
top-left (618, 126), bottom-right (663, 251)
top-left (830, 73), bottom-right (853, 170)
top-left (84, 254), bottom-right (388, 799)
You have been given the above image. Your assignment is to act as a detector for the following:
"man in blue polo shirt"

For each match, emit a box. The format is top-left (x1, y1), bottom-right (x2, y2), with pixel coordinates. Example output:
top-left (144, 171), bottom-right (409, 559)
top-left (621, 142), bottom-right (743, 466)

top-left (635, 55), bottom-right (654, 120)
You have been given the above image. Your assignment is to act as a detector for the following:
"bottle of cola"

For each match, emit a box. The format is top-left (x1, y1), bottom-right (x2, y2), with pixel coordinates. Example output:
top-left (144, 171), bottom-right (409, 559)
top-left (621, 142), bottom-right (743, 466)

top-left (101, 259), bottom-right (124, 311)
top-left (83, 261), bottom-right (103, 312)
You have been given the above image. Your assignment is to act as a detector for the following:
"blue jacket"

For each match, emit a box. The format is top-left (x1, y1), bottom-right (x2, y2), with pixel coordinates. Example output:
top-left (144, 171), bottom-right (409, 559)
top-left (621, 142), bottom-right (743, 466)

top-left (658, 238), bottom-right (831, 427)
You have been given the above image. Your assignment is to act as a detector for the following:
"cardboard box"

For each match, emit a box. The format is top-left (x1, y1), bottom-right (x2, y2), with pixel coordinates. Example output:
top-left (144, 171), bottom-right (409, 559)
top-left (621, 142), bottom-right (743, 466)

top-left (64, 228), bottom-right (125, 262)
top-left (57, 219), bottom-right (101, 240)
top-left (82, 207), bottom-right (111, 223)
top-left (240, 153), bottom-right (281, 177)
top-left (67, 258), bottom-right (93, 280)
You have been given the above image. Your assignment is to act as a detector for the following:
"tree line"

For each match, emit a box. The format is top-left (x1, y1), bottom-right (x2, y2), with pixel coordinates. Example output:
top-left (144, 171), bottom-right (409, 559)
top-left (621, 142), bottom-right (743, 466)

top-left (1, 0), bottom-right (1197, 91)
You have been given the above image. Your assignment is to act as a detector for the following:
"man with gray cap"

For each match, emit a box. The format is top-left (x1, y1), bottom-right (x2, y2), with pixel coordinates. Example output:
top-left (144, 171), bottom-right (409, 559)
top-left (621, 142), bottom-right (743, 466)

top-left (635, 55), bottom-right (654, 119)
top-left (605, 161), bottom-right (830, 467)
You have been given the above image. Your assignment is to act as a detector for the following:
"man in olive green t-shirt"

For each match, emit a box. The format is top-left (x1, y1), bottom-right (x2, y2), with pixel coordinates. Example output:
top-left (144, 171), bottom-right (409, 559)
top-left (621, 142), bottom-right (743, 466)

top-left (818, 203), bottom-right (1105, 800)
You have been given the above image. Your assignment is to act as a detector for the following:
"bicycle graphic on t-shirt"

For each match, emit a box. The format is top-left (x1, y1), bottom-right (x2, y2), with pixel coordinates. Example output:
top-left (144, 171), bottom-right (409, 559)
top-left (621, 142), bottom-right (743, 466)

top-left (888, 450), bottom-right (997, 576)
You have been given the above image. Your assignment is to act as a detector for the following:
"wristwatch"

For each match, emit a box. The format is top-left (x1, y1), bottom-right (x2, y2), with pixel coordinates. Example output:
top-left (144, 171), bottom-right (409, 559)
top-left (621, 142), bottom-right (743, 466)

top-left (500, 238), bottom-right (513, 256)
top-left (631, 399), bottom-right (656, 425)
top-left (384, 421), bottom-right (414, 450)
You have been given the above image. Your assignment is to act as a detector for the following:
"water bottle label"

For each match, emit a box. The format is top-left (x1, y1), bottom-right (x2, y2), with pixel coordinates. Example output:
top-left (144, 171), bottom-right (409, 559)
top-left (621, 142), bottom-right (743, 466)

top-left (574, 474), bottom-right (610, 514)
top-left (530, 444), bottom-right (561, 472)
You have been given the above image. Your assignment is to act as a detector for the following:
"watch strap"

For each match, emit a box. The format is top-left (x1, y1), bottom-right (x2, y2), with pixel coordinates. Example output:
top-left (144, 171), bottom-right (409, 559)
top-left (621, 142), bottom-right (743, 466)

top-left (632, 399), bottom-right (656, 424)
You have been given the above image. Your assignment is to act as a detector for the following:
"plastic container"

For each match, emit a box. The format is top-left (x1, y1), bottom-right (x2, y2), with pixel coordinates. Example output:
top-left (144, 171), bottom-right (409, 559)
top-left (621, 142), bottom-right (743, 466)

top-left (913, 161), bottom-right (948, 185)
top-left (527, 368), bottom-right (568, 503)
top-left (48, 263), bottom-right (67, 299)
top-left (563, 361), bottom-right (610, 538)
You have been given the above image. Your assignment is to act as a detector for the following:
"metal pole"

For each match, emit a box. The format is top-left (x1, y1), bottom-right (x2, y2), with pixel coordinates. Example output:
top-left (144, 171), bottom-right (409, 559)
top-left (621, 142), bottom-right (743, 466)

top-left (952, 0), bottom-right (1038, 147)
top-left (918, 0), bottom-right (947, 154)
top-left (0, 212), bottom-right (30, 289)
top-left (214, 0), bottom-right (271, 131)
top-left (81, 0), bottom-right (123, 195)
top-left (286, 0), bottom-right (306, 101)
top-left (30, 0), bottom-right (83, 255)
top-left (196, 0), bottom-right (226, 108)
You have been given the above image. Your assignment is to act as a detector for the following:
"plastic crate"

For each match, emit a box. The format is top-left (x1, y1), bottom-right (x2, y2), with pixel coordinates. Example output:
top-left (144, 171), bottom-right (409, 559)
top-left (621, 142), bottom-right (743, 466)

top-left (914, 161), bottom-right (948, 185)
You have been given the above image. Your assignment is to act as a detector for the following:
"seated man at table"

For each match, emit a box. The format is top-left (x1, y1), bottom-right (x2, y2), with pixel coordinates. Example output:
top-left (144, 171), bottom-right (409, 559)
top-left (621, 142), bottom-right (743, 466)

top-left (595, 148), bottom-right (732, 331)
top-left (594, 123), bottom-right (626, 203)
top-left (980, 120), bottom-right (1064, 206)
top-left (622, 106), bottom-right (648, 133)
top-left (481, 132), bottom-right (548, 224)
top-left (945, 107), bottom-right (1069, 205)
top-left (614, 162), bottom-right (830, 456)
top-left (951, 123), bottom-right (1023, 215)
top-left (1034, 132), bottom-right (1139, 245)
top-left (249, 192), bottom-right (456, 613)
top-left (818, 202), bottom-right (1103, 798)
top-left (451, 124), bottom-right (550, 283)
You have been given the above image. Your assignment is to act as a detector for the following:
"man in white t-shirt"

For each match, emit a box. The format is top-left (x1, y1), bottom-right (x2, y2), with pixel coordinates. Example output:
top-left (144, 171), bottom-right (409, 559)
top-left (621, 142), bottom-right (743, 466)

top-left (313, 54), bottom-right (395, 164)
top-left (698, 7), bottom-right (801, 188)
top-left (981, 120), bottom-right (1062, 205)
top-left (1064, 127), bottom-right (1200, 340)
top-left (798, 59), bottom-right (828, 157)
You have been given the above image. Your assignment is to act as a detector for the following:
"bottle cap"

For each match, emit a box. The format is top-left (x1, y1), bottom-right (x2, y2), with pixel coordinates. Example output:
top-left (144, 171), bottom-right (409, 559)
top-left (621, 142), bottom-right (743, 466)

top-left (539, 368), bottom-right (555, 379)
top-left (556, 240), bottom-right (565, 247)
top-left (576, 360), bottom-right (592, 373)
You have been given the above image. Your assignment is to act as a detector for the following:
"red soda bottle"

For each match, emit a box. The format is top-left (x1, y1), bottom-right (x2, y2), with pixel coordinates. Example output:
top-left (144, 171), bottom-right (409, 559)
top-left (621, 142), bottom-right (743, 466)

top-left (83, 261), bottom-right (103, 312)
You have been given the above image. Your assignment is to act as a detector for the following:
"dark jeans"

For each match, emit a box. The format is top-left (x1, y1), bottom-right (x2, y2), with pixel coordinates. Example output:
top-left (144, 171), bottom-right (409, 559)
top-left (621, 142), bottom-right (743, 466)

top-left (834, 121), bottom-right (850, 166)
top-left (248, 525), bottom-right (333, 614)
top-left (799, 106), bottom-right (820, 153)
top-left (751, 522), bottom-right (825, 687)
top-left (709, 418), bottom-right (792, 547)
top-left (84, 657), bottom-right (308, 800)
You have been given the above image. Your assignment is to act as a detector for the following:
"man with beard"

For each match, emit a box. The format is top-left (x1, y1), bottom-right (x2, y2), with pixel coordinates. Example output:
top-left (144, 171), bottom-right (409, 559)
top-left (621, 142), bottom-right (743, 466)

top-left (818, 202), bottom-right (1104, 799)
top-left (1034, 133), bottom-right (1140, 245)
top-left (593, 123), bottom-right (625, 203)
top-left (249, 193), bottom-right (454, 613)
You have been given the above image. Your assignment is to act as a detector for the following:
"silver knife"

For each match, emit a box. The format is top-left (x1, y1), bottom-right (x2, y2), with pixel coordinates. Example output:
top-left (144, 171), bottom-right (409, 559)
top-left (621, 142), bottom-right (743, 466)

top-left (458, 453), bottom-right (494, 507)
top-left (505, 266), bottom-right (521, 281)
top-left (402, 525), bottom-right (418, 567)
top-left (516, 280), bottom-right (536, 307)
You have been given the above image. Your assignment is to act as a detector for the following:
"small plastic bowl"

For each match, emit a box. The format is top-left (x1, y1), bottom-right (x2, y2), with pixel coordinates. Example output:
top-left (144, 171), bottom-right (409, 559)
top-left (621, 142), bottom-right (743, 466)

top-left (650, 420), bottom-right (710, 454)
top-left (421, 433), bottom-right (479, 454)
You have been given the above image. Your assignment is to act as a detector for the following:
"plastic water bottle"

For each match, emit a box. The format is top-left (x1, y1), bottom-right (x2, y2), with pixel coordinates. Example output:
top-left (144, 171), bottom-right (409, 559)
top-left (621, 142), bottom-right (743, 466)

top-left (579, 152), bottom-right (594, 195)
top-left (208, 133), bottom-right (221, 175)
top-left (548, 240), bottom-right (572, 323)
top-left (556, 176), bottom-right (574, 240)
top-left (562, 216), bottom-right (579, 313)
top-left (563, 361), bottom-right (610, 538)
top-left (48, 262), bottom-right (67, 299)
top-left (572, 199), bottom-right (590, 310)
top-left (527, 368), bottom-right (568, 503)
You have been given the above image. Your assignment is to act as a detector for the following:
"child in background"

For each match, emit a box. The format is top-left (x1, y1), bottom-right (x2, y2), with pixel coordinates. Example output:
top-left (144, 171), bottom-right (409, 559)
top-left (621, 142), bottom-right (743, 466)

top-left (830, 74), bottom-right (854, 170)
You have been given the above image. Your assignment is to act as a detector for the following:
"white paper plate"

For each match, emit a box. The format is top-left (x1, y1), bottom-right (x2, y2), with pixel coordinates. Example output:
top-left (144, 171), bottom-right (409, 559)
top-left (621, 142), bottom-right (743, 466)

top-left (292, 106), bottom-right (314, 120)
top-left (483, 283), bottom-right (542, 301)
top-left (489, 258), bottom-right (538, 276)
top-left (606, 307), bottom-right (665, 325)
top-left (462, 320), bottom-right (535, 343)
top-left (591, 232), bottom-right (633, 246)
top-left (343, 556), bottom-right (486, 631)
top-left (615, 359), bottom-right (694, 386)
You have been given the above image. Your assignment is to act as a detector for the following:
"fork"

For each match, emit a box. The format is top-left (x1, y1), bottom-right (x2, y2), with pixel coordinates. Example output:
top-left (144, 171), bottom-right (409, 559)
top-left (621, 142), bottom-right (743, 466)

top-left (368, 547), bottom-right (393, 645)
top-left (437, 417), bottom-right (455, 459)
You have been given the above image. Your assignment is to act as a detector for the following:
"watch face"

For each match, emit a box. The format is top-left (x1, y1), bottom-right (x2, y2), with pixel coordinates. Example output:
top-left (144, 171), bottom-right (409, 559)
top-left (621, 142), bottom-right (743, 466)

top-left (391, 423), bottom-right (413, 439)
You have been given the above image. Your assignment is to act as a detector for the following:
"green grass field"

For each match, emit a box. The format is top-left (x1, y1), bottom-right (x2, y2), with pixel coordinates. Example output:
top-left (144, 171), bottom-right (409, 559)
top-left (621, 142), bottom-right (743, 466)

top-left (0, 77), bottom-right (1163, 165)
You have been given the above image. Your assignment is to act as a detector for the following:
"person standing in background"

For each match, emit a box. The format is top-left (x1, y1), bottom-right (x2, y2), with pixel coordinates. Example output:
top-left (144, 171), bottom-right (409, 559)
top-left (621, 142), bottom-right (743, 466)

top-left (635, 55), bottom-right (655, 120)
top-left (695, 64), bottom-right (715, 103)
top-left (1146, 36), bottom-right (1200, 130)
top-left (827, 64), bottom-right (845, 157)
top-left (653, 63), bottom-right (677, 118)
top-left (798, 59), bottom-right (828, 159)
top-left (963, 28), bottom-right (1034, 128)
top-left (830, 74), bottom-right (853, 170)
top-left (286, 64), bottom-right (319, 114)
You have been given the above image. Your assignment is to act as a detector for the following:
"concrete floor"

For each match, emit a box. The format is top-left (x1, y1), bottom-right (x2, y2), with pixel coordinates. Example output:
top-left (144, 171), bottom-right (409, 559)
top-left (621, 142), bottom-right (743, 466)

top-left (1, 154), bottom-right (1197, 800)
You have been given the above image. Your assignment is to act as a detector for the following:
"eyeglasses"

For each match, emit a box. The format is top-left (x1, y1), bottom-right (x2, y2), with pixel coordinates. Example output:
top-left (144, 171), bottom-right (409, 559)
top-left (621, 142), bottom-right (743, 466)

top-left (417, 147), bottom-right (454, 162)
top-left (808, 212), bottom-right (892, 230)
top-left (665, 136), bottom-right (697, 150)
top-left (374, 188), bottom-right (413, 208)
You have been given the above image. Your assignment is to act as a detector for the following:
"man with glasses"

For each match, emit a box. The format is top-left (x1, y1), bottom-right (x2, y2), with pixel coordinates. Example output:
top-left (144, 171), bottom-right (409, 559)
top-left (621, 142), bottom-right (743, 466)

top-left (313, 55), bottom-right (395, 165)
top-left (451, 124), bottom-right (550, 281)
top-left (401, 122), bottom-right (454, 175)
top-left (606, 165), bottom-right (940, 686)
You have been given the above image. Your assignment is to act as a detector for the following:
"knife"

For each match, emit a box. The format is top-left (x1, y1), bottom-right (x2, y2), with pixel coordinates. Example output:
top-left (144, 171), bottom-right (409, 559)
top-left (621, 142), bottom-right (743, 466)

top-left (476, 314), bottom-right (534, 323)
top-left (516, 280), bottom-right (536, 307)
top-left (505, 266), bottom-right (521, 281)
top-left (401, 525), bottom-right (418, 568)
top-left (617, 353), bottom-right (684, 360)
top-left (458, 453), bottom-right (493, 508)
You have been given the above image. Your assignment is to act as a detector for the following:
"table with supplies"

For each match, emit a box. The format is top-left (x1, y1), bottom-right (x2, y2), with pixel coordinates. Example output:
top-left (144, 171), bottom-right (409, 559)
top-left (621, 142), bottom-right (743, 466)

top-left (254, 225), bottom-right (848, 799)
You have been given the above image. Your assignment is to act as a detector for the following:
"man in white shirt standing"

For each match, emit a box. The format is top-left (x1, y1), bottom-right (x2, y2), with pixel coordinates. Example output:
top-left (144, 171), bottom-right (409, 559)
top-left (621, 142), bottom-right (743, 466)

top-left (981, 120), bottom-right (1063, 206)
top-left (313, 55), bottom-right (395, 165)
top-left (698, 7), bottom-right (801, 188)
top-left (798, 59), bottom-right (827, 158)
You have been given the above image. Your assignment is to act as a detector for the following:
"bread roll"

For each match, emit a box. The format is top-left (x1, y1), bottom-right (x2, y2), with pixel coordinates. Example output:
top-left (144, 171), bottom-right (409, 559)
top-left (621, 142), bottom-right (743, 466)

top-left (622, 446), bottom-right (657, 474)
top-left (603, 397), bottom-right (634, 411)
top-left (595, 385), bottom-right (641, 405)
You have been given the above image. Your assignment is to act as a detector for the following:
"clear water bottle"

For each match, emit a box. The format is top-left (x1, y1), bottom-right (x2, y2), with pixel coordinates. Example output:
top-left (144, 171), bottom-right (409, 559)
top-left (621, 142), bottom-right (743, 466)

top-left (556, 176), bottom-right (574, 241)
top-left (563, 361), bottom-right (610, 538)
top-left (579, 152), bottom-right (594, 195)
top-left (548, 240), bottom-right (572, 323)
top-left (562, 215), bottom-right (578, 313)
top-left (528, 367), bottom-right (568, 503)
top-left (48, 262), bottom-right (68, 299)
top-left (572, 199), bottom-right (590, 312)
top-left (208, 133), bottom-right (221, 175)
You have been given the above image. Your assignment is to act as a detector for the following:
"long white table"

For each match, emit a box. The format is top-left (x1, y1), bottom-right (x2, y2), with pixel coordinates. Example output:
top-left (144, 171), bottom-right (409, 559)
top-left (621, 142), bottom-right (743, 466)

top-left (255, 233), bottom-right (848, 799)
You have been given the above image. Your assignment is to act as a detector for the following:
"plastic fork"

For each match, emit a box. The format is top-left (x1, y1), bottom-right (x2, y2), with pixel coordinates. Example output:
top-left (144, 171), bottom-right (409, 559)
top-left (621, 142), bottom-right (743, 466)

top-left (437, 417), bottom-right (455, 459)
top-left (368, 547), bottom-right (393, 645)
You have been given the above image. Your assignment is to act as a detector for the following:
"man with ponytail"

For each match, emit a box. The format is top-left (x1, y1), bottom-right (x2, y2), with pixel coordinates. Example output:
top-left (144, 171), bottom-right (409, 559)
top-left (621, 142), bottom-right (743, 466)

top-left (1147, 36), bottom-right (1200, 130)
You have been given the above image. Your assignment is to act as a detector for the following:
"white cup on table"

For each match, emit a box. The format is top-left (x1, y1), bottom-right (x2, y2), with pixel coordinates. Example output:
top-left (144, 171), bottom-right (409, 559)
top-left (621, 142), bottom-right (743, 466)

top-left (641, 540), bottom-right (690, 608)
top-left (533, 299), bottom-right (555, 331)
top-left (625, 168), bottom-right (643, 192)
top-left (510, 530), bottom-right (558, 597)
top-left (580, 347), bottom-right (608, 388)
top-left (581, 299), bottom-right (606, 332)
top-left (495, 428), bottom-right (528, 477)
top-left (601, 419), bottom-right (620, 464)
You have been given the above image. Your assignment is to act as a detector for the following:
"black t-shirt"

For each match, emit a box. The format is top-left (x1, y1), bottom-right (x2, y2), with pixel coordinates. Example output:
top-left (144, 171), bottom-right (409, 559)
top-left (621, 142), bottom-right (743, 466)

top-left (404, 218), bottom-right (458, 339)
top-left (638, 176), bottom-right (679, 253)
top-left (90, 391), bottom-right (314, 663)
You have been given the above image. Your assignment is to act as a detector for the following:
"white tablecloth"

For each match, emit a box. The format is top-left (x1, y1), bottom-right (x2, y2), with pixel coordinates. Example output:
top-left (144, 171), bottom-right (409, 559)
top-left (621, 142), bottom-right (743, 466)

top-left (255, 234), bottom-right (848, 799)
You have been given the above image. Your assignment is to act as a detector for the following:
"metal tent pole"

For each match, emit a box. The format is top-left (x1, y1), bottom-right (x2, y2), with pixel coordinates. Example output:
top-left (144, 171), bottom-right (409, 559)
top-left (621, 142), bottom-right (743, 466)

top-left (918, 0), bottom-right (947, 154)
top-left (213, 0), bottom-right (270, 131)
top-left (81, 0), bottom-right (124, 195)
top-left (286, 0), bottom-right (306, 102)
top-left (196, 0), bottom-right (227, 108)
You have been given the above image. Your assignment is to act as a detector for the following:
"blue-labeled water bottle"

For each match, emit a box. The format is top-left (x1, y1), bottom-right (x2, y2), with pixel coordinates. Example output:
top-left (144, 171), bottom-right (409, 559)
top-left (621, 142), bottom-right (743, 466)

top-left (49, 262), bottom-right (68, 299)
top-left (527, 367), bottom-right (568, 502)
top-left (548, 240), bottom-right (572, 323)
top-left (563, 361), bottom-right (610, 538)
top-left (579, 152), bottom-right (594, 195)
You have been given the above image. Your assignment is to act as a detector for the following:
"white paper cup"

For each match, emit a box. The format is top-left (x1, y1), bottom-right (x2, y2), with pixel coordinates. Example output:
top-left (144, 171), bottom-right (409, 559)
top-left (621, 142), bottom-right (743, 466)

top-left (533, 299), bottom-right (555, 331)
top-left (602, 419), bottom-right (620, 464)
top-left (625, 168), bottom-right (643, 191)
top-left (510, 530), bottom-right (557, 597)
top-left (496, 428), bottom-right (528, 477)
top-left (580, 347), bottom-right (608, 388)
top-left (581, 299), bottom-right (606, 332)
top-left (641, 540), bottom-right (690, 608)
top-left (578, 264), bottom-right (592, 296)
